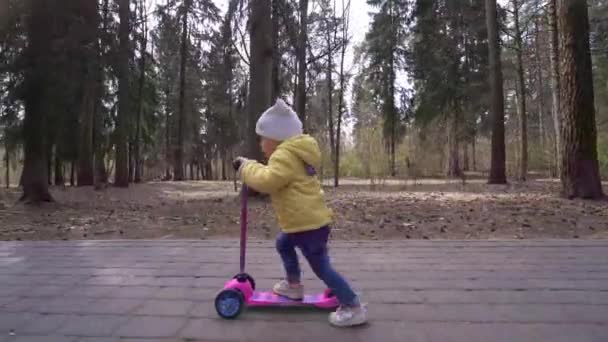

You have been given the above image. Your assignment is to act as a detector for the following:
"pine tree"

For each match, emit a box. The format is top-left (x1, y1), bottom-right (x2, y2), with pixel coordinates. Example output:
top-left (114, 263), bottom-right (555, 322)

top-left (558, 0), bottom-right (604, 198)
top-left (20, 0), bottom-right (55, 202)
top-left (486, 0), bottom-right (507, 184)
top-left (366, 0), bottom-right (409, 177)
top-left (410, 0), bottom-right (489, 178)
top-left (115, 0), bottom-right (131, 187)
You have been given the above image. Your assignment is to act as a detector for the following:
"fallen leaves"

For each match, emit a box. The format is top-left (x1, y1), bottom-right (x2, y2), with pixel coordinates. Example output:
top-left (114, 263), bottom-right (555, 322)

top-left (0, 179), bottom-right (606, 241)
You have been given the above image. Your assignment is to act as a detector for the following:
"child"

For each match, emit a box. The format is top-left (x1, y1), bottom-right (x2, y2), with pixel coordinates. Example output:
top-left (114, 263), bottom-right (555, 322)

top-left (233, 99), bottom-right (367, 327)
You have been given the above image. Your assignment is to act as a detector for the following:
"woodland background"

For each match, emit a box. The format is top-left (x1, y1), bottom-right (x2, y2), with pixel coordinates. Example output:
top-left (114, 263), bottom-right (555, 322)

top-left (0, 0), bottom-right (606, 240)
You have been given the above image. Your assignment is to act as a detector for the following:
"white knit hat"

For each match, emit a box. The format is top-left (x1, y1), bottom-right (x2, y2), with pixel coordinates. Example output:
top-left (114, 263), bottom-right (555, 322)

top-left (255, 99), bottom-right (303, 141)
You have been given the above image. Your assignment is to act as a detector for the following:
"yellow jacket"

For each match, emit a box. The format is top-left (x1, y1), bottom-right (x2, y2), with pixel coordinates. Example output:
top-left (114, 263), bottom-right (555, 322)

top-left (241, 135), bottom-right (333, 233)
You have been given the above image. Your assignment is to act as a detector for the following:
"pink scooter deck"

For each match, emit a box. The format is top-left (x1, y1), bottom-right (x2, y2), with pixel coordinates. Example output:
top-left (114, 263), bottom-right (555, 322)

top-left (248, 291), bottom-right (338, 309)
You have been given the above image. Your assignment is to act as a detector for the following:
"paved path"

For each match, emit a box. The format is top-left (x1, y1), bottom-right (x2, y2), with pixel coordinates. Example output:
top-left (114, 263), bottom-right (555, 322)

top-left (1, 240), bottom-right (608, 342)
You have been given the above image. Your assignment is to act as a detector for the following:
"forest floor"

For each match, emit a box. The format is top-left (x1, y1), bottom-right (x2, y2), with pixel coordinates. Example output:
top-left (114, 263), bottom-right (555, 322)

top-left (0, 177), bottom-right (607, 241)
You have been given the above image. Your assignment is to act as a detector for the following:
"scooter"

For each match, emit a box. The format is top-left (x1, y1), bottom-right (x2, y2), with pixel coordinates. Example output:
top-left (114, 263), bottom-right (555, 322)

top-left (214, 185), bottom-right (339, 319)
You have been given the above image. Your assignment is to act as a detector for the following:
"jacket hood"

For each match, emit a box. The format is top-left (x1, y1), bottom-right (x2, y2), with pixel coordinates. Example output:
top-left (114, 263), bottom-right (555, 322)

top-left (278, 134), bottom-right (321, 169)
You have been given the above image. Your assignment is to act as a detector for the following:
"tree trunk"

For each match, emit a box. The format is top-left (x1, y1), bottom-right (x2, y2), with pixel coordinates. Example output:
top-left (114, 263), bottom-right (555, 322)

top-left (221, 151), bottom-right (227, 181)
top-left (463, 143), bottom-right (470, 172)
top-left (513, 0), bottom-right (528, 181)
top-left (115, 0), bottom-right (130, 187)
top-left (76, 0), bottom-right (98, 187)
top-left (93, 98), bottom-right (107, 189)
top-left (4, 148), bottom-right (9, 188)
top-left (47, 144), bottom-right (53, 186)
top-left (70, 161), bottom-right (75, 187)
top-left (247, 0), bottom-right (273, 161)
top-left (54, 154), bottom-right (64, 186)
top-left (94, 0), bottom-right (109, 190)
top-left (557, 0), bottom-right (603, 199)
top-left (128, 140), bottom-right (134, 182)
top-left (486, 0), bottom-right (507, 184)
top-left (534, 16), bottom-right (547, 171)
top-left (446, 108), bottom-right (462, 178)
top-left (325, 14), bottom-right (335, 176)
top-left (95, 153), bottom-right (108, 186)
top-left (335, 0), bottom-right (350, 188)
top-left (295, 0), bottom-right (309, 129)
top-left (134, 0), bottom-right (147, 184)
top-left (20, 0), bottom-right (54, 203)
top-left (472, 139), bottom-right (477, 171)
top-left (164, 86), bottom-right (172, 181)
top-left (174, 0), bottom-right (190, 181)
top-left (549, 0), bottom-right (562, 177)
top-left (271, 0), bottom-right (281, 101)
top-left (77, 74), bottom-right (96, 186)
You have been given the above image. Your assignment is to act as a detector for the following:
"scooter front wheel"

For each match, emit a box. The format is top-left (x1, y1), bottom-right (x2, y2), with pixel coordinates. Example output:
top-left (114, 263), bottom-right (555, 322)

top-left (215, 289), bottom-right (244, 319)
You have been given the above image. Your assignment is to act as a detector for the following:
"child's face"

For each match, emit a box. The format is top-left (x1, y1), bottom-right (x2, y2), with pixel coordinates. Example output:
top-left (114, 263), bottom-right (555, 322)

top-left (260, 137), bottom-right (280, 159)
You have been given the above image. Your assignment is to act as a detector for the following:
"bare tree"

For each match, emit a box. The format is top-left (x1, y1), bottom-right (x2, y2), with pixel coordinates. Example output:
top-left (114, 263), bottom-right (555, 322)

top-left (334, 0), bottom-right (350, 187)
top-left (512, 0), bottom-right (528, 181)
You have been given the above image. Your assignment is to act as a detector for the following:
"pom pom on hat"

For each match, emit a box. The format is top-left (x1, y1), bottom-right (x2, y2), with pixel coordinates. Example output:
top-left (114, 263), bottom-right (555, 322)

top-left (255, 99), bottom-right (303, 141)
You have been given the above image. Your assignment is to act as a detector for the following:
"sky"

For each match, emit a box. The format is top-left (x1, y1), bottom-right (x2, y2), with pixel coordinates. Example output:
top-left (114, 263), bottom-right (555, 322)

top-left (213, 0), bottom-right (372, 82)
top-left (211, 0), bottom-right (373, 140)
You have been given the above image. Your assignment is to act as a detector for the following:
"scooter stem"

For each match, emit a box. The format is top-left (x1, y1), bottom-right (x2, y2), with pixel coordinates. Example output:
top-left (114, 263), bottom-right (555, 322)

top-left (239, 185), bottom-right (248, 273)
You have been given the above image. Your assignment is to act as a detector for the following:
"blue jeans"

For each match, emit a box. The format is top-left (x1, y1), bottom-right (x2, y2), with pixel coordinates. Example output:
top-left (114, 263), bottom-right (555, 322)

top-left (276, 226), bottom-right (359, 306)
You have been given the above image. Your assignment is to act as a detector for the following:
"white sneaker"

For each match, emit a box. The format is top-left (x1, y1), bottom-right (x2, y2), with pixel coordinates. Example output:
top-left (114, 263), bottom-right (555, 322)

top-left (329, 305), bottom-right (367, 327)
top-left (272, 280), bottom-right (304, 300)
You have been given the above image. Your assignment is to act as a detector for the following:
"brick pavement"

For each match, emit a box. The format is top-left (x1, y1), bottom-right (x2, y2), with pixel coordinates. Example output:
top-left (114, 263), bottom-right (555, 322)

top-left (0, 240), bottom-right (607, 341)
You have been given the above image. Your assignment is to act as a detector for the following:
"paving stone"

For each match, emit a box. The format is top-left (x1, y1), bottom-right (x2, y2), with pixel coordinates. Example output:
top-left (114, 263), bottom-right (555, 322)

top-left (78, 299), bottom-right (144, 315)
top-left (424, 322), bottom-right (608, 342)
top-left (20, 285), bottom-right (70, 298)
top-left (0, 286), bottom-right (25, 297)
top-left (0, 313), bottom-right (36, 334)
top-left (65, 286), bottom-right (116, 298)
top-left (179, 318), bottom-right (249, 340)
top-left (119, 277), bottom-right (159, 286)
top-left (57, 315), bottom-right (128, 336)
top-left (105, 286), bottom-right (160, 299)
top-left (134, 299), bottom-right (193, 316)
top-left (84, 277), bottom-right (126, 286)
top-left (248, 320), bottom-right (368, 342)
top-left (1, 298), bottom-right (48, 312)
top-left (37, 298), bottom-right (95, 314)
top-left (152, 287), bottom-right (216, 300)
top-left (1, 240), bottom-right (608, 341)
top-left (0, 297), bottom-right (18, 306)
top-left (17, 314), bottom-right (69, 334)
top-left (0, 276), bottom-right (50, 286)
top-left (118, 339), bottom-right (176, 342)
top-left (45, 276), bottom-right (90, 286)
top-left (3, 336), bottom-right (77, 342)
top-left (114, 316), bottom-right (186, 338)
top-left (367, 303), bottom-right (608, 323)
top-left (365, 289), bottom-right (608, 305)
top-left (148, 277), bottom-right (196, 287)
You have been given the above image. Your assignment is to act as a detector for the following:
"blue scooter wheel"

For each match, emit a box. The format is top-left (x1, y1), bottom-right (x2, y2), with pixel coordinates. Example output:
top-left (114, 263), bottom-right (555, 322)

top-left (215, 289), bottom-right (244, 319)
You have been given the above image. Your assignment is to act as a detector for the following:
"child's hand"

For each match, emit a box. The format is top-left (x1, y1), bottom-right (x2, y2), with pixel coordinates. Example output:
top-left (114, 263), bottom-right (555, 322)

top-left (233, 156), bottom-right (248, 171)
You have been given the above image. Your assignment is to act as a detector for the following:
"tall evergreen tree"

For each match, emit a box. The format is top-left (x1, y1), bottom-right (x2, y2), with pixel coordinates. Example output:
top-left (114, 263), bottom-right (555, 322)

top-left (365, 0), bottom-right (409, 177)
top-left (486, 0), bottom-right (507, 184)
top-left (558, 0), bottom-right (604, 198)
